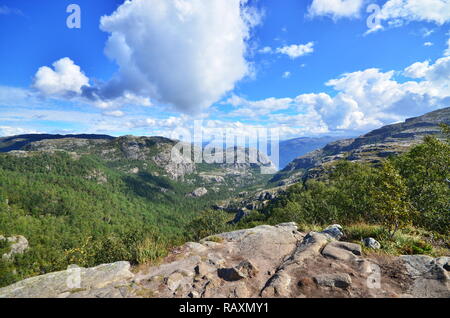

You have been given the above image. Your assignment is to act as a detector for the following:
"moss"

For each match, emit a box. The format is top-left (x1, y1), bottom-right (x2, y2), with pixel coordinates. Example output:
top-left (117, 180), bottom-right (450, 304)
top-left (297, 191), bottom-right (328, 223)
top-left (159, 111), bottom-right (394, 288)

top-left (134, 288), bottom-right (156, 298)
top-left (204, 236), bottom-right (224, 243)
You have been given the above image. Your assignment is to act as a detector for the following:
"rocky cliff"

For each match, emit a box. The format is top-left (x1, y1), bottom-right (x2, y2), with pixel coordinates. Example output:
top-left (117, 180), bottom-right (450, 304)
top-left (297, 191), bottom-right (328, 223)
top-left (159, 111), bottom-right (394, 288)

top-left (1, 223), bottom-right (448, 298)
top-left (272, 107), bottom-right (450, 185)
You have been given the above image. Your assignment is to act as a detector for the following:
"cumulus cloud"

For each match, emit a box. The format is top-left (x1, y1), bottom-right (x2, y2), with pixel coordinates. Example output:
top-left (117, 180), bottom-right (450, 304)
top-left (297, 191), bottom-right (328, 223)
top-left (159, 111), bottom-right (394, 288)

top-left (225, 55), bottom-right (450, 133)
top-left (276, 42), bottom-right (315, 59)
top-left (259, 42), bottom-right (315, 59)
top-left (93, 0), bottom-right (261, 113)
top-left (379, 0), bottom-right (450, 26)
top-left (308, 0), bottom-right (365, 20)
top-left (33, 58), bottom-right (89, 97)
top-left (32, 57), bottom-right (152, 109)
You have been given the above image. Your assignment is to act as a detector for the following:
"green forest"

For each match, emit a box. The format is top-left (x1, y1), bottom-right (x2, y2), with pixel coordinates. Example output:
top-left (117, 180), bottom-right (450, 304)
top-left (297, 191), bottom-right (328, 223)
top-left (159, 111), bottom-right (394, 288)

top-left (0, 150), bottom-right (241, 287)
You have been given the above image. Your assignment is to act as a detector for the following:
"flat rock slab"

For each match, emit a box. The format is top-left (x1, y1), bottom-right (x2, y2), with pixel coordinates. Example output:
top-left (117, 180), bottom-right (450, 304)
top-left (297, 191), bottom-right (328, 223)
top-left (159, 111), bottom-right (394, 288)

top-left (0, 262), bottom-right (134, 298)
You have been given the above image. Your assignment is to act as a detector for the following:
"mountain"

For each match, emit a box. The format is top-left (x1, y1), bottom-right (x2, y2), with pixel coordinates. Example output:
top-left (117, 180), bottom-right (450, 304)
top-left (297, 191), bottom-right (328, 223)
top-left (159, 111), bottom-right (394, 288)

top-left (1, 134), bottom-right (275, 184)
top-left (0, 134), bottom-right (275, 287)
top-left (271, 107), bottom-right (450, 185)
top-left (1, 223), bottom-right (448, 298)
top-left (278, 136), bottom-right (343, 170)
top-left (0, 134), bottom-right (115, 153)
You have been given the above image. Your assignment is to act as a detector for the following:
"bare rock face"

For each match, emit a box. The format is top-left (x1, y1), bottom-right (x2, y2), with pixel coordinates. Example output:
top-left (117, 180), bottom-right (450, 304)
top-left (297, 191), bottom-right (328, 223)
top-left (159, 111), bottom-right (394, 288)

top-left (187, 187), bottom-right (208, 198)
top-left (1, 235), bottom-right (29, 260)
top-left (0, 224), bottom-right (449, 298)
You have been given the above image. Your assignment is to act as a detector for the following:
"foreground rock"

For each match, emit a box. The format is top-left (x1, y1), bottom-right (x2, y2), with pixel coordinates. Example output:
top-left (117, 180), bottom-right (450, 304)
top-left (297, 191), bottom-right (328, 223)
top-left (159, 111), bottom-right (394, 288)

top-left (0, 224), bottom-right (448, 298)
top-left (0, 262), bottom-right (134, 298)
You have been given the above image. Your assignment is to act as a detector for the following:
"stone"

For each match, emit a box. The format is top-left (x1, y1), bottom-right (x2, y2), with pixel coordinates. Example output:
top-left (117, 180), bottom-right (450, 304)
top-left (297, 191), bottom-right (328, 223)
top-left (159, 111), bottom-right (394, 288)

top-left (322, 242), bottom-right (359, 261)
top-left (188, 187), bottom-right (208, 198)
top-left (434, 257), bottom-right (450, 271)
top-left (400, 255), bottom-right (434, 277)
top-left (330, 241), bottom-right (362, 256)
top-left (165, 272), bottom-right (185, 291)
top-left (185, 242), bottom-right (207, 254)
top-left (218, 261), bottom-right (258, 281)
top-left (1, 235), bottom-right (29, 260)
top-left (260, 273), bottom-right (292, 297)
top-left (0, 261), bottom-right (134, 298)
top-left (313, 273), bottom-right (352, 289)
top-left (194, 263), bottom-right (209, 276)
top-left (363, 237), bottom-right (381, 249)
top-left (320, 224), bottom-right (344, 240)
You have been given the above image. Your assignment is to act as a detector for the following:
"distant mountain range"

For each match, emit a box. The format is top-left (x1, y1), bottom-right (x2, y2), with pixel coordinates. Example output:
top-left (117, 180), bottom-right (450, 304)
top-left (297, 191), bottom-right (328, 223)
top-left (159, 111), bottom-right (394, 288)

top-left (278, 136), bottom-right (344, 170)
top-left (271, 107), bottom-right (450, 186)
top-left (1, 134), bottom-right (345, 172)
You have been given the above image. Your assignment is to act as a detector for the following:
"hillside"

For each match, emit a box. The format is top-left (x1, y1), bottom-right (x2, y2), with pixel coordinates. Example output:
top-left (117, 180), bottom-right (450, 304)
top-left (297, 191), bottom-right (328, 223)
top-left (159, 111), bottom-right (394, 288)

top-left (278, 136), bottom-right (343, 169)
top-left (271, 107), bottom-right (450, 185)
top-left (0, 134), bottom-right (274, 287)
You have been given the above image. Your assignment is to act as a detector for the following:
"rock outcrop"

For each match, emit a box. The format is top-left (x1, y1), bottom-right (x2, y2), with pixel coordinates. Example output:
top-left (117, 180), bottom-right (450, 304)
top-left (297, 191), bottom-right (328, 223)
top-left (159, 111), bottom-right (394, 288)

top-left (187, 187), bottom-right (208, 198)
top-left (1, 235), bottom-right (29, 260)
top-left (0, 224), bottom-right (448, 298)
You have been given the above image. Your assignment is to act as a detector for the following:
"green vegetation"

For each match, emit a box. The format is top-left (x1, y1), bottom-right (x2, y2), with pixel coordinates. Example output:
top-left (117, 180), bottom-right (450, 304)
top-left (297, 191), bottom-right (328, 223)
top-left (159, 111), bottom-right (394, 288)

top-left (0, 150), bottom-right (249, 287)
top-left (240, 129), bottom-right (450, 256)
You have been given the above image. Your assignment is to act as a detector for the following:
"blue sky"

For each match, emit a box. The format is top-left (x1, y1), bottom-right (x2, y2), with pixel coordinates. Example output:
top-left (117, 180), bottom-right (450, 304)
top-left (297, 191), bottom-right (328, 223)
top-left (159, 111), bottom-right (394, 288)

top-left (0, 0), bottom-right (449, 140)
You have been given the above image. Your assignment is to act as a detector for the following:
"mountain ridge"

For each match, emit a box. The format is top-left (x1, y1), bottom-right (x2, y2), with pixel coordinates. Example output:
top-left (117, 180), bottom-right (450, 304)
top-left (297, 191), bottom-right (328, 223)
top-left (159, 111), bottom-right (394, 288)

top-left (271, 107), bottom-right (450, 185)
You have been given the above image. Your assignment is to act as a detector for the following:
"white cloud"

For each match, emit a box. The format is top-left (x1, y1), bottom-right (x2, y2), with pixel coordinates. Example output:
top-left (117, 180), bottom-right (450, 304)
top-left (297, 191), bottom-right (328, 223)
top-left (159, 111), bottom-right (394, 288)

top-left (33, 58), bottom-right (90, 97)
top-left (0, 126), bottom-right (40, 137)
top-left (421, 28), bottom-right (435, 37)
top-left (102, 110), bottom-right (125, 117)
top-left (364, 24), bottom-right (384, 36)
top-left (223, 55), bottom-right (450, 133)
top-left (282, 71), bottom-right (291, 79)
top-left (379, 0), bottom-right (450, 25)
top-left (308, 0), bottom-right (364, 20)
top-left (445, 37), bottom-right (450, 56)
top-left (0, 5), bottom-right (23, 16)
top-left (424, 42), bottom-right (434, 47)
top-left (92, 92), bottom-right (152, 109)
top-left (96, 0), bottom-right (261, 113)
top-left (32, 57), bottom-right (152, 109)
top-left (404, 60), bottom-right (431, 78)
top-left (259, 46), bottom-right (273, 54)
top-left (276, 42), bottom-right (315, 59)
top-left (225, 95), bottom-right (294, 117)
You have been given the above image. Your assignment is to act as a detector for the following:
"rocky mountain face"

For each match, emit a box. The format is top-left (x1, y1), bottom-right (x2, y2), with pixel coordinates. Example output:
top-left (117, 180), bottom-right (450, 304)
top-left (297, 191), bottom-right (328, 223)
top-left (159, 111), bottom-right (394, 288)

top-left (0, 134), bottom-right (274, 195)
top-left (271, 107), bottom-right (450, 186)
top-left (0, 134), bottom-right (114, 153)
top-left (1, 223), bottom-right (448, 298)
top-left (278, 136), bottom-right (344, 170)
